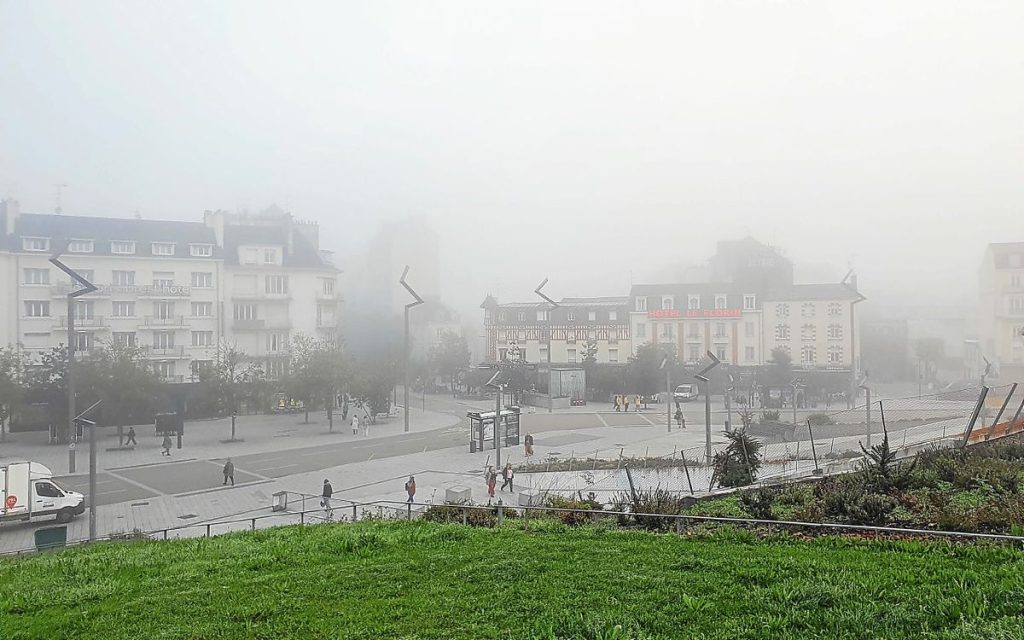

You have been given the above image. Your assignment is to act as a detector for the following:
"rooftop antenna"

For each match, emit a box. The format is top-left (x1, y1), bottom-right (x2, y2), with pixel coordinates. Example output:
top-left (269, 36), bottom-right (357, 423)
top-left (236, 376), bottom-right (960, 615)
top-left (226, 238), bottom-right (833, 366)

top-left (55, 183), bottom-right (68, 214)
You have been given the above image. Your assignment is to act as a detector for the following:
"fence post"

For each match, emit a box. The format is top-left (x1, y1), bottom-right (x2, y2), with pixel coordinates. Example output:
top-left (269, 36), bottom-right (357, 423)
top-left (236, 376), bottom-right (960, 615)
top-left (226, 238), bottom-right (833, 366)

top-left (497, 500), bottom-right (504, 526)
top-left (807, 420), bottom-right (819, 472)
top-left (680, 450), bottom-right (694, 495)
top-left (461, 506), bottom-right (467, 526)
top-left (206, 524), bottom-right (211, 537)
top-left (961, 387), bottom-right (990, 448)
top-left (352, 504), bottom-right (358, 522)
top-left (300, 511), bottom-right (305, 525)
top-left (991, 383), bottom-right (1017, 432)
top-left (251, 518), bottom-right (256, 531)
top-left (407, 502), bottom-right (412, 520)
top-left (163, 529), bottom-right (168, 540)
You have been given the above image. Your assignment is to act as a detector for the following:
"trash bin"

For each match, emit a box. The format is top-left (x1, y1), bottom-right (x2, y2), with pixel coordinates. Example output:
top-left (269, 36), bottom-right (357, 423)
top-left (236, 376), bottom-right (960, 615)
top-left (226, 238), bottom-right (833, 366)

top-left (34, 526), bottom-right (68, 551)
top-left (271, 491), bottom-right (288, 512)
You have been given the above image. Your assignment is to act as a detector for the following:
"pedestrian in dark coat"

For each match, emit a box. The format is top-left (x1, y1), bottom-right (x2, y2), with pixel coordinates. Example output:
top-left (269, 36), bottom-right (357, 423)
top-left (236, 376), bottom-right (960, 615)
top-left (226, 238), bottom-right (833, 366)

top-left (223, 459), bottom-right (234, 486)
top-left (501, 463), bottom-right (514, 492)
top-left (161, 434), bottom-right (172, 456)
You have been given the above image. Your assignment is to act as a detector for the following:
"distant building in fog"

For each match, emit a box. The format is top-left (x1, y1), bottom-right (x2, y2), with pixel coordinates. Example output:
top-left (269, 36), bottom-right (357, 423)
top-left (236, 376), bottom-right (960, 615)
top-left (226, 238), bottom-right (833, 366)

top-left (978, 243), bottom-right (1024, 382)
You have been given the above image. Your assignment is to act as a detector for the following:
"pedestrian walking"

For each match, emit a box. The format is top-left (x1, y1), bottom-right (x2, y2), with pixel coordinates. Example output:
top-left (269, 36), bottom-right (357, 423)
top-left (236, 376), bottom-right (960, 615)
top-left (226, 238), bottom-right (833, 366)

top-left (161, 434), bottom-right (172, 456)
top-left (675, 406), bottom-right (686, 429)
top-left (634, 394), bottom-right (641, 412)
top-left (614, 394), bottom-right (621, 412)
top-left (501, 463), bottom-right (514, 492)
top-left (222, 459), bottom-right (234, 486)
top-left (524, 433), bottom-right (534, 457)
top-left (321, 478), bottom-right (333, 516)
top-left (362, 415), bottom-right (369, 437)
top-left (351, 413), bottom-right (359, 436)
top-left (125, 427), bottom-right (137, 448)
top-left (405, 475), bottom-right (416, 503)
top-left (486, 466), bottom-right (497, 500)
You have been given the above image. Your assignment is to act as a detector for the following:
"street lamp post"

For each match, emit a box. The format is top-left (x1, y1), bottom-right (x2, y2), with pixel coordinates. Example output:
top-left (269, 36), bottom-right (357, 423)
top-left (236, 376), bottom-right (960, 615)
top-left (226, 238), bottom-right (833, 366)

top-left (725, 373), bottom-right (735, 433)
top-left (660, 355), bottom-right (671, 433)
top-left (534, 278), bottom-right (558, 413)
top-left (399, 266), bottom-right (424, 434)
top-left (790, 378), bottom-right (802, 428)
top-left (858, 374), bottom-right (871, 448)
top-left (695, 351), bottom-right (721, 462)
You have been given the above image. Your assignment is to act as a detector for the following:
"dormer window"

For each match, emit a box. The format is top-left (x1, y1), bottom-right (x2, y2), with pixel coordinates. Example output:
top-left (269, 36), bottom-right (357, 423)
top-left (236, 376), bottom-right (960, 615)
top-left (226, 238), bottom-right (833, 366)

top-left (152, 242), bottom-right (175, 256)
top-left (68, 239), bottom-right (94, 253)
top-left (743, 294), bottom-right (756, 310)
top-left (22, 237), bottom-right (49, 252)
top-left (111, 241), bottom-right (136, 255)
top-left (635, 297), bottom-right (647, 312)
top-left (688, 295), bottom-right (700, 310)
top-left (190, 244), bottom-right (213, 257)
top-left (714, 294), bottom-right (727, 310)
top-left (661, 296), bottom-right (674, 311)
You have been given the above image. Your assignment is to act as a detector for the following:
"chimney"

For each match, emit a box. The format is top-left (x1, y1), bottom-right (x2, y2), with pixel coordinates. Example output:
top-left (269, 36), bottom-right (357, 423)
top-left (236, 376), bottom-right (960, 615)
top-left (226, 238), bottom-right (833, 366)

top-left (1, 198), bottom-right (20, 236)
top-left (203, 209), bottom-right (226, 247)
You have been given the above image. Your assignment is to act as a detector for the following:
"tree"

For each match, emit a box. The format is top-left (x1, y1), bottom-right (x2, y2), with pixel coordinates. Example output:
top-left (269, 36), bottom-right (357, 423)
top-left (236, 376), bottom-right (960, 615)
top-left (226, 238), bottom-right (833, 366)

top-left (78, 342), bottom-right (162, 446)
top-left (198, 343), bottom-right (266, 440)
top-left (759, 347), bottom-right (793, 389)
top-left (712, 430), bottom-right (763, 488)
top-left (24, 345), bottom-right (70, 442)
top-left (428, 331), bottom-right (470, 395)
top-left (0, 346), bottom-right (26, 442)
top-left (349, 357), bottom-right (398, 422)
top-left (625, 343), bottom-right (677, 397)
top-left (914, 338), bottom-right (945, 383)
top-left (286, 334), bottom-right (346, 426)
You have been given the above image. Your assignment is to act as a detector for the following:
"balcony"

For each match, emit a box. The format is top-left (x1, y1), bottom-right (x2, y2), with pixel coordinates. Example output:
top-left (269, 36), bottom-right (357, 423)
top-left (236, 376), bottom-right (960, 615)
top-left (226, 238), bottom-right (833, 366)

top-left (232, 319), bottom-right (265, 331)
top-left (143, 315), bottom-right (188, 328)
top-left (231, 291), bottom-right (292, 301)
top-left (144, 345), bottom-right (188, 358)
top-left (56, 316), bottom-right (108, 329)
top-left (50, 283), bottom-right (192, 298)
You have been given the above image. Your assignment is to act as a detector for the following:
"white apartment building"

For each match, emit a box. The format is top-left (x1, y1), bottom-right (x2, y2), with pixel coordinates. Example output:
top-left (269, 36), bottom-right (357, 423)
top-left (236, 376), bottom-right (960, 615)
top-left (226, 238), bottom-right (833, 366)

top-left (0, 200), bottom-right (339, 382)
top-left (978, 243), bottom-right (1024, 382)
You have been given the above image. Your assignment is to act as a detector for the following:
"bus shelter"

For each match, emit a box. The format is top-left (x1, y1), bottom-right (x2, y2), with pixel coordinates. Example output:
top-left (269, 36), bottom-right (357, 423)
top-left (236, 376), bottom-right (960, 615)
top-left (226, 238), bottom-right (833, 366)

top-left (467, 407), bottom-right (521, 453)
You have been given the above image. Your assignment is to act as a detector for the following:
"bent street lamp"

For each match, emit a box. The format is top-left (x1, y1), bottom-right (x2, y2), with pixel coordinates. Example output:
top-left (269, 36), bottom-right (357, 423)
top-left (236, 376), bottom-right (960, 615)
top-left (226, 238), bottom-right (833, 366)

top-left (400, 266), bottom-right (424, 433)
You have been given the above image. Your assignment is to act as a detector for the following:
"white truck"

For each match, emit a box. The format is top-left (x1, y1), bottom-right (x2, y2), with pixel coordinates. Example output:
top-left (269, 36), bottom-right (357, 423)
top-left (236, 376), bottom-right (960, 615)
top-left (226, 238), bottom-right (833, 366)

top-left (1, 462), bottom-right (85, 524)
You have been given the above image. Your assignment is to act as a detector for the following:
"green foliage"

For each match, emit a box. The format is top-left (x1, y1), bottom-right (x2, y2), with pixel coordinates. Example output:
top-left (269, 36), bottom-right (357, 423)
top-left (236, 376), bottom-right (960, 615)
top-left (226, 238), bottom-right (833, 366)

top-left (428, 331), bottom-right (470, 393)
top-left (625, 343), bottom-right (677, 397)
top-left (760, 410), bottom-right (781, 422)
top-left (859, 434), bottom-right (915, 494)
top-left (349, 357), bottom-right (398, 417)
top-left (77, 342), bottom-right (162, 428)
top-left (739, 487), bottom-right (778, 520)
top-left (285, 334), bottom-right (346, 418)
top-left (0, 346), bottom-right (26, 436)
top-left (621, 488), bottom-right (690, 531)
top-left (712, 430), bottom-right (764, 488)
top-left (807, 412), bottom-right (835, 426)
top-left (546, 493), bottom-right (604, 527)
top-left (194, 342), bottom-right (268, 417)
top-left (4, 521), bottom-right (1024, 640)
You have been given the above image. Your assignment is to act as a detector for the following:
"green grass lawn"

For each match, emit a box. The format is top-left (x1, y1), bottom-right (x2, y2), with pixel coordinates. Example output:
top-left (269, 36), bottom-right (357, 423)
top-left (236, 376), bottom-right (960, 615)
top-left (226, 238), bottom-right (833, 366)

top-left (3, 521), bottom-right (1024, 639)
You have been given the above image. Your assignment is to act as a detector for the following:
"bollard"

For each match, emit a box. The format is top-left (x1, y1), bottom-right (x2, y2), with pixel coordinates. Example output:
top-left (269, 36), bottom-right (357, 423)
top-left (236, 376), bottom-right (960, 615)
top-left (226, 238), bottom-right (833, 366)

top-left (206, 524), bottom-right (211, 537)
top-left (497, 500), bottom-right (504, 526)
top-left (163, 530), bottom-right (168, 540)
top-left (461, 506), bottom-right (468, 526)
top-left (300, 511), bottom-right (305, 525)
top-left (407, 503), bottom-right (412, 520)
top-left (352, 504), bottom-right (358, 522)
top-left (251, 518), bottom-right (256, 531)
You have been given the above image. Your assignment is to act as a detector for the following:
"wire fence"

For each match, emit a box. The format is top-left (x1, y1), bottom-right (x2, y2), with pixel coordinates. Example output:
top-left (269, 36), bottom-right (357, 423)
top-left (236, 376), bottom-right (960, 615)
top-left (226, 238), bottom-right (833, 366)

top-left (512, 384), bottom-right (1024, 500)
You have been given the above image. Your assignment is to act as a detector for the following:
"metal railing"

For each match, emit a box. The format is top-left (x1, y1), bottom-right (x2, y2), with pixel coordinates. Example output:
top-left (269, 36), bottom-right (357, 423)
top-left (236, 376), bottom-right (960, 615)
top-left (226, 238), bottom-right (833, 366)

top-left (143, 315), bottom-right (187, 327)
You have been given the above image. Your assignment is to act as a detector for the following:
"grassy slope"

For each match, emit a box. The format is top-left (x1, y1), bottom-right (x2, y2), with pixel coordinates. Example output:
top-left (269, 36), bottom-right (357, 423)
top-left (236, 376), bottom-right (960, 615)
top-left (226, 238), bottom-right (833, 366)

top-left (2, 521), bottom-right (1024, 640)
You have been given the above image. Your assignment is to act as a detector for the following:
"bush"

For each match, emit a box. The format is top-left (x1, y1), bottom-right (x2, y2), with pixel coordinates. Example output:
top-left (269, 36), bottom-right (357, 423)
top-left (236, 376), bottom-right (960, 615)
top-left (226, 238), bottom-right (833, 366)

top-left (546, 494), bottom-right (604, 527)
top-left (739, 487), bottom-right (777, 520)
top-left (712, 430), bottom-right (764, 488)
top-left (422, 503), bottom-right (518, 527)
top-left (622, 489), bottom-right (690, 531)
top-left (760, 410), bottom-right (781, 423)
top-left (846, 493), bottom-right (897, 526)
top-left (859, 435), bottom-right (914, 494)
top-left (807, 412), bottom-right (835, 426)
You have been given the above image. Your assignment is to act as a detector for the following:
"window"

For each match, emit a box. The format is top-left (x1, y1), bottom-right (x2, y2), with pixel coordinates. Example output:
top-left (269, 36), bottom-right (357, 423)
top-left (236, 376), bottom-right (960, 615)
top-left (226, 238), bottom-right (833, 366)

top-left (567, 311), bottom-right (576, 322)
top-left (191, 360), bottom-right (213, 378)
top-left (68, 269), bottom-right (94, 286)
top-left (112, 270), bottom-right (135, 286)
top-left (153, 272), bottom-right (174, 288)
top-left (745, 346), bottom-right (755, 361)
top-left (154, 331), bottom-right (175, 349)
top-left (688, 345), bottom-right (700, 362)
top-left (827, 324), bottom-right (843, 340)
top-left (265, 359), bottom-right (286, 380)
top-left (539, 346), bottom-right (549, 363)
top-left (609, 311), bottom-right (617, 321)
top-left (190, 244), bottom-right (213, 257)
top-left (688, 295), bottom-right (700, 310)
top-left (775, 324), bottom-right (791, 340)
top-left (635, 297), bottom-right (647, 312)
top-left (74, 301), bottom-right (94, 320)
top-left (535, 310), bottom-right (547, 322)
top-left (715, 294), bottom-right (727, 310)
top-left (243, 248), bottom-right (259, 265)
top-left (687, 324), bottom-right (701, 339)
top-left (662, 296), bottom-right (674, 310)
top-left (24, 301), bottom-right (50, 317)
top-left (636, 324), bottom-right (646, 338)
top-left (185, 331), bottom-right (211, 347)
top-left (191, 272), bottom-right (213, 288)
top-left (517, 311), bottom-right (526, 322)
top-left (1013, 274), bottom-right (1022, 288)
top-left (267, 332), bottom-right (288, 352)
top-left (745, 321), bottom-right (755, 338)
top-left (321, 278), bottom-right (335, 296)
top-left (113, 332), bottom-right (136, 348)
top-left (801, 303), bottom-right (815, 318)
top-left (801, 345), bottom-right (816, 365)
top-left (234, 304), bottom-right (258, 320)
top-left (265, 275), bottom-right (288, 294)
top-left (743, 294), bottom-right (756, 310)
top-left (263, 249), bottom-right (278, 264)
top-left (154, 301), bottom-right (175, 319)
top-left (23, 268), bottom-right (49, 285)
top-left (151, 242), bottom-right (175, 256)
top-left (155, 361), bottom-right (175, 379)
top-left (828, 345), bottom-right (844, 365)
top-left (67, 239), bottom-right (94, 253)
top-left (191, 302), bottom-right (212, 317)
top-left (111, 241), bottom-right (135, 255)
top-left (775, 304), bottom-right (790, 318)
top-left (567, 348), bottom-right (577, 363)
top-left (73, 332), bottom-right (92, 352)
top-left (498, 348), bottom-right (508, 361)
top-left (660, 323), bottom-right (673, 339)
top-left (22, 237), bottom-right (49, 252)
top-left (609, 348), bottom-right (619, 364)
top-left (715, 322), bottom-right (727, 338)
top-left (1011, 297), bottom-right (1024, 315)
top-left (801, 324), bottom-right (817, 341)
top-left (715, 346), bottom-right (726, 361)
top-left (588, 311), bottom-right (597, 322)
top-left (112, 301), bottom-right (135, 317)
top-left (35, 482), bottom-right (63, 498)
top-left (827, 303), bottom-right (842, 317)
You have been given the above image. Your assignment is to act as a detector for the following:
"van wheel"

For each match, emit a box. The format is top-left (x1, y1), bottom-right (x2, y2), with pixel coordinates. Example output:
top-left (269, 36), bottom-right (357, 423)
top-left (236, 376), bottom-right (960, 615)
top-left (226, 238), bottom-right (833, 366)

top-left (56, 509), bottom-right (74, 524)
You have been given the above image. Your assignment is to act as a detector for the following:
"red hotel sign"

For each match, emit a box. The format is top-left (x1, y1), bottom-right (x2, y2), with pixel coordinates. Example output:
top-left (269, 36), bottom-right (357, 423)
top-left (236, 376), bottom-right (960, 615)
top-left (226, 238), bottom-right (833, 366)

top-left (648, 309), bottom-right (742, 319)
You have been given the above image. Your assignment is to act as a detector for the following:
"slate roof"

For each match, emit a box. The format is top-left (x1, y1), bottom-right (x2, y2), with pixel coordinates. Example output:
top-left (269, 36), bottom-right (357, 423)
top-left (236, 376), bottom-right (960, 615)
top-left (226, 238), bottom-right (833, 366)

top-left (764, 283), bottom-right (863, 302)
top-left (223, 223), bottom-right (336, 270)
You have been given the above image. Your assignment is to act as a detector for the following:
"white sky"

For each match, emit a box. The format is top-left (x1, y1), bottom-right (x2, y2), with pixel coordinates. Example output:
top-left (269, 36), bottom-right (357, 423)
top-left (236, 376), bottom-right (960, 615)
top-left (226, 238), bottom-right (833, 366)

top-left (1, 1), bottom-right (1022, 318)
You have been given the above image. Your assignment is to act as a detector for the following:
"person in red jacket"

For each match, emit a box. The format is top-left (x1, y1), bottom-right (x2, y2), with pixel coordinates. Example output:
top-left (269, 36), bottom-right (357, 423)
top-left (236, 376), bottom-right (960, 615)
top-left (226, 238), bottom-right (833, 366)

top-left (405, 475), bottom-right (416, 503)
top-left (486, 466), bottom-right (497, 500)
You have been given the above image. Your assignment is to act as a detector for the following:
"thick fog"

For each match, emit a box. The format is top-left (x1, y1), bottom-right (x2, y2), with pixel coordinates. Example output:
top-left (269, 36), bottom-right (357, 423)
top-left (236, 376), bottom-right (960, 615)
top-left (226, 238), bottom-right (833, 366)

top-left (1, 0), bottom-right (1022, 318)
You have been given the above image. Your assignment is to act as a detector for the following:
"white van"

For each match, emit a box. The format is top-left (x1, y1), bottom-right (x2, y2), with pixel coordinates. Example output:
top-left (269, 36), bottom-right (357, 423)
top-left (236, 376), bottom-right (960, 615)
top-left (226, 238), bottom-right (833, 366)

top-left (673, 384), bottom-right (700, 402)
top-left (1, 462), bottom-right (85, 524)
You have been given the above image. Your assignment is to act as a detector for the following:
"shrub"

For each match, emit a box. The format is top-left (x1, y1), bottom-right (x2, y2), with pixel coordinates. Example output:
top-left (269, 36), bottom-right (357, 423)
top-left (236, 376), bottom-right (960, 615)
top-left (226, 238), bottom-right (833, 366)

top-left (760, 410), bottom-right (781, 423)
top-left (846, 493), bottom-right (897, 526)
top-left (859, 434), bottom-right (915, 494)
top-left (421, 504), bottom-right (518, 528)
top-left (712, 430), bottom-right (764, 488)
top-left (807, 412), bottom-right (835, 426)
top-left (622, 488), bottom-right (690, 531)
top-left (739, 487), bottom-right (777, 520)
top-left (546, 494), bottom-right (604, 527)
